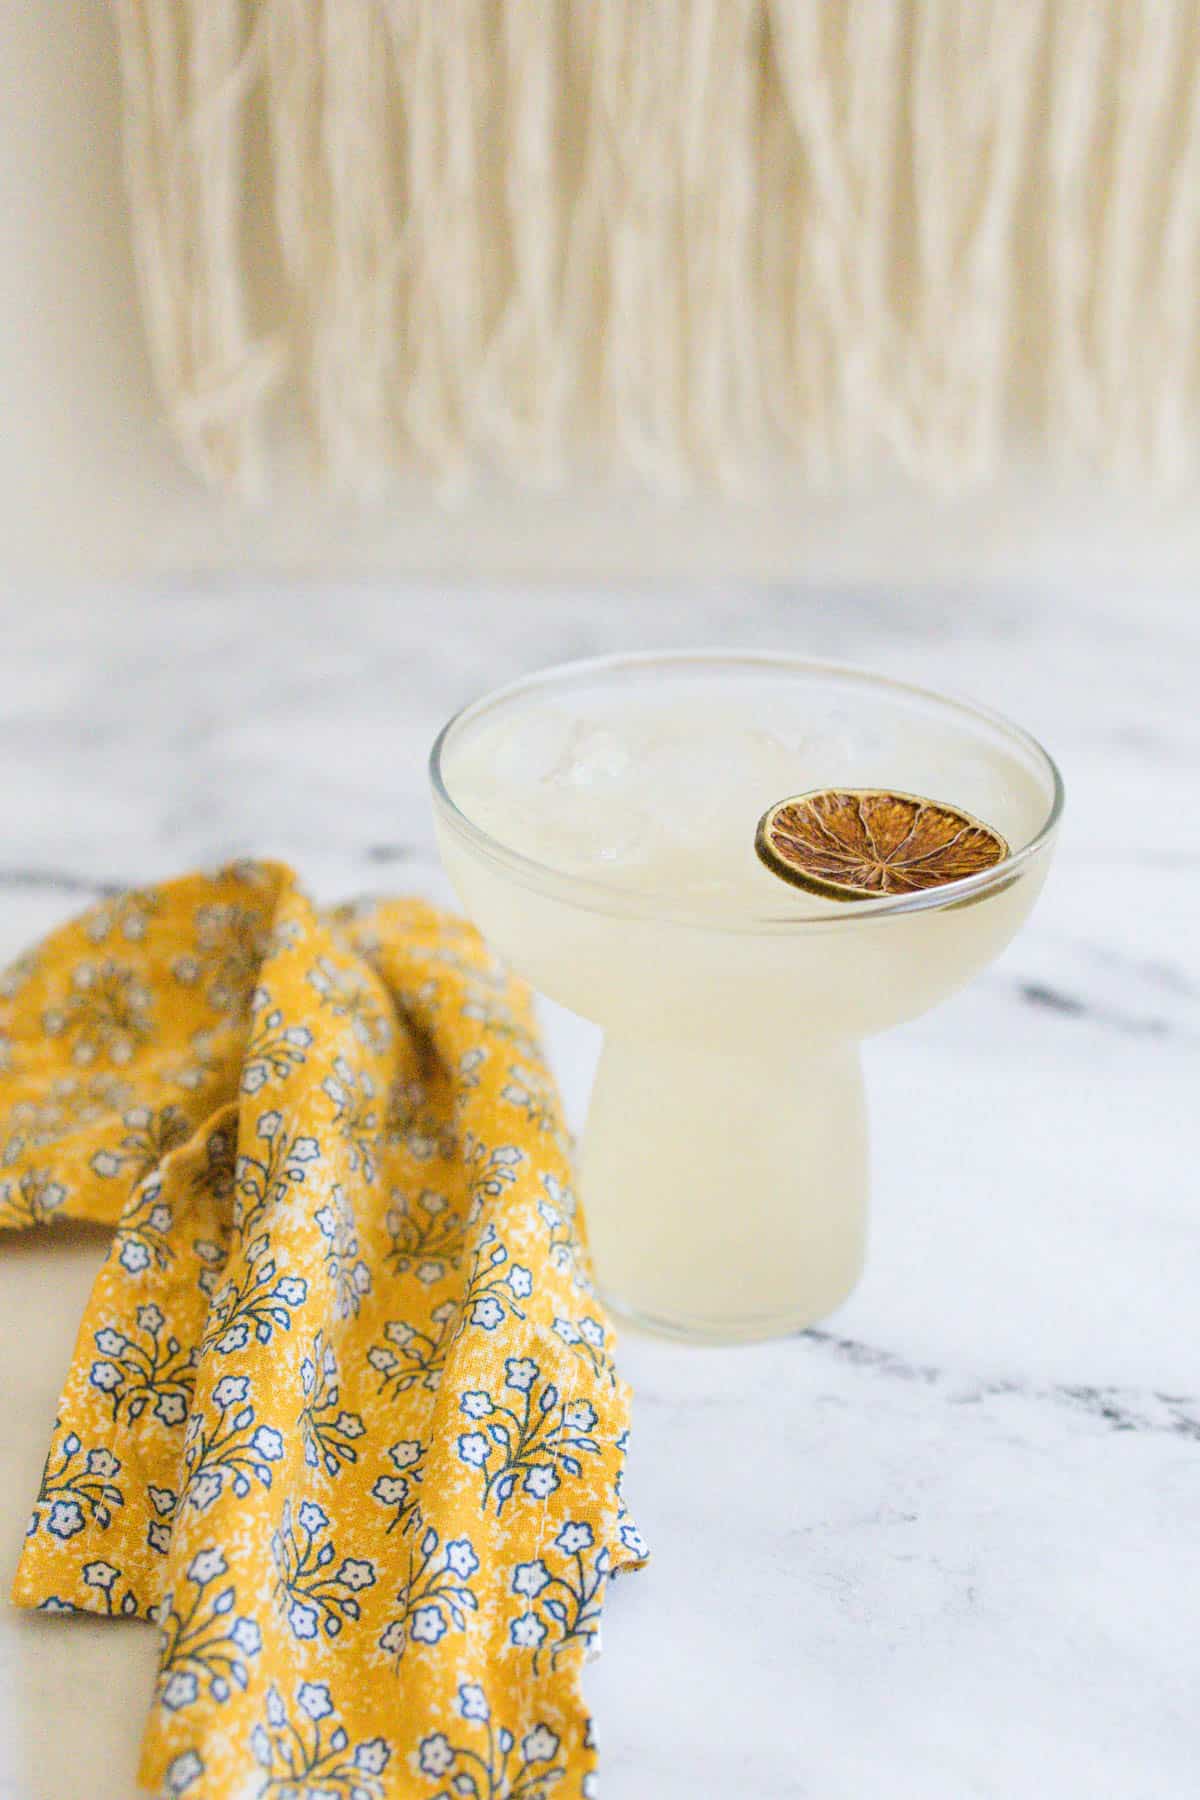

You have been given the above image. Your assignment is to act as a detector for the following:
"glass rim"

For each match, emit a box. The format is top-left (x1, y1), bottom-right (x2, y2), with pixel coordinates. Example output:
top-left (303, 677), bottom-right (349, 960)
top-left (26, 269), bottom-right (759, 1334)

top-left (428, 649), bottom-right (1064, 932)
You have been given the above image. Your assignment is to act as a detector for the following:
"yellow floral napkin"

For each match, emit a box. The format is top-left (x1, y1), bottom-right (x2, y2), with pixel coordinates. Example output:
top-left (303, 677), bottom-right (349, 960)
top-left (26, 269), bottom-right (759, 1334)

top-left (2, 862), bottom-right (645, 1799)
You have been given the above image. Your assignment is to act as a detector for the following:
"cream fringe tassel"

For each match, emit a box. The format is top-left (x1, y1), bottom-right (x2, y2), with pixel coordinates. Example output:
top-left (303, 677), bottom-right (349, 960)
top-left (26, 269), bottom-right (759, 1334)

top-left (113, 1), bottom-right (1200, 497)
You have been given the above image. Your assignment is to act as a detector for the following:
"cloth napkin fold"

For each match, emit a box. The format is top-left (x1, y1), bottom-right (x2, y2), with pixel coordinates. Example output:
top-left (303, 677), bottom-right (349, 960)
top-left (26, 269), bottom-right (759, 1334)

top-left (2, 862), bottom-right (644, 1799)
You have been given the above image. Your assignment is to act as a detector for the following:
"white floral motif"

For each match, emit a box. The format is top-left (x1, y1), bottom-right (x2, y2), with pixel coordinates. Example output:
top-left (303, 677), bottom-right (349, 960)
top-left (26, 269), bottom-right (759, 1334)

top-left (252, 1680), bottom-right (392, 1796)
top-left (378, 1523), bottom-right (480, 1665)
top-left (413, 1684), bottom-right (564, 1795)
top-left (314, 1185), bottom-right (371, 1319)
top-left (155, 1546), bottom-right (261, 1714)
top-left (271, 1498), bottom-right (376, 1641)
top-left (31, 1433), bottom-right (123, 1540)
top-left (450, 1361), bottom-right (602, 1515)
top-left (164, 1750), bottom-right (203, 1795)
top-left (299, 1331), bottom-right (366, 1478)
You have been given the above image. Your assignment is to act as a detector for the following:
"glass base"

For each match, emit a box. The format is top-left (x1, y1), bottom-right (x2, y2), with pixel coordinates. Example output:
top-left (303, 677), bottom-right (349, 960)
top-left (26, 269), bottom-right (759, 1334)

top-left (582, 1034), bottom-right (868, 1344)
top-left (601, 1264), bottom-right (862, 1347)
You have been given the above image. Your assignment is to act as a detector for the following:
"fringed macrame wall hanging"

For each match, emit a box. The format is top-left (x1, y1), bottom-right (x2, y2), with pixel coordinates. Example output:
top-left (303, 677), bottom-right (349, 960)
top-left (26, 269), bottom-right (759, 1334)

top-left (113, 2), bottom-right (1200, 499)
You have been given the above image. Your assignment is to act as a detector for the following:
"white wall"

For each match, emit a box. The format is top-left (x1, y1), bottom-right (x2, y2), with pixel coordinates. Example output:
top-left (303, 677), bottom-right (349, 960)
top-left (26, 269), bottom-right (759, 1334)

top-left (4, 6), bottom-right (1200, 594)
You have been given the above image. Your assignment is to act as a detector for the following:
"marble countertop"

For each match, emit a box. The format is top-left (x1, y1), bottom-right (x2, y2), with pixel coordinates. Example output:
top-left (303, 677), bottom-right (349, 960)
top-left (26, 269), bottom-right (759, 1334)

top-left (0, 580), bottom-right (1195, 1799)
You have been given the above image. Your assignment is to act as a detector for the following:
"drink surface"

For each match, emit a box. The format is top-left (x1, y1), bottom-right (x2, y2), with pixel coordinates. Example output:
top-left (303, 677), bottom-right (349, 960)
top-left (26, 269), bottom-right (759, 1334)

top-left (442, 667), bottom-right (1048, 918)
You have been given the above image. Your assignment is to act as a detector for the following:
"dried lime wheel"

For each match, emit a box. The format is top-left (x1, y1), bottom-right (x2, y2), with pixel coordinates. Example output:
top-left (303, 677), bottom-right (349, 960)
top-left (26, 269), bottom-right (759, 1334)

top-left (755, 788), bottom-right (1009, 901)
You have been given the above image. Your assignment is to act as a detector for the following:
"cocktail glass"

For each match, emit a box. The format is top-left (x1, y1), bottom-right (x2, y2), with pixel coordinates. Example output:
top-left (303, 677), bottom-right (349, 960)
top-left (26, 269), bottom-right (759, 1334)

top-left (430, 652), bottom-right (1062, 1344)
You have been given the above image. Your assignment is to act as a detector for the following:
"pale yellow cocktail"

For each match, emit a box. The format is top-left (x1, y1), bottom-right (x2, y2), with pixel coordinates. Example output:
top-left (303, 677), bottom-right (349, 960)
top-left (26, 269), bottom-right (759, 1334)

top-left (431, 653), bottom-right (1062, 1342)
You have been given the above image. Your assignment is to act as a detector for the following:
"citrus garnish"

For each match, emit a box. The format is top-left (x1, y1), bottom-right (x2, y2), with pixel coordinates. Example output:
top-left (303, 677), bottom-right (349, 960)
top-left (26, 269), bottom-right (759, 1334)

top-left (755, 788), bottom-right (1009, 901)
